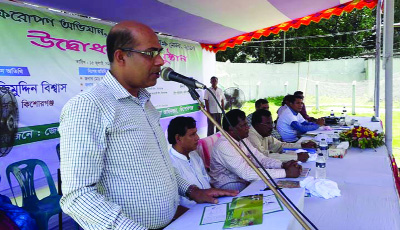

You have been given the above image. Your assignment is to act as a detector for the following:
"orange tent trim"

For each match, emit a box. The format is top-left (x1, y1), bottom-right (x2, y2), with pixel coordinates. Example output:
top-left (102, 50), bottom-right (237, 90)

top-left (201, 0), bottom-right (378, 52)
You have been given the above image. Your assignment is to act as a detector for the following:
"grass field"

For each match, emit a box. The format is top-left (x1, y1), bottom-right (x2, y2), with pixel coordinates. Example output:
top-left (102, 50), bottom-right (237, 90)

top-left (239, 97), bottom-right (400, 164)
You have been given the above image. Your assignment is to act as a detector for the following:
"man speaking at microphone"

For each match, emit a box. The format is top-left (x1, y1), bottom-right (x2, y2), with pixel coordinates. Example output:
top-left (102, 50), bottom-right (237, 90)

top-left (59, 20), bottom-right (237, 230)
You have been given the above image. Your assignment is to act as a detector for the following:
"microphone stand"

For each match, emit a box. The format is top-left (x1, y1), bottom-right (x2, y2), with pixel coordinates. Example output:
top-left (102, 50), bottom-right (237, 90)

top-left (187, 87), bottom-right (312, 230)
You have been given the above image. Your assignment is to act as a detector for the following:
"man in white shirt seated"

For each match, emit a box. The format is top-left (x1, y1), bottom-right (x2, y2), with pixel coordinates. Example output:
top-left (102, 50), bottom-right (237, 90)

top-left (209, 109), bottom-right (302, 192)
top-left (248, 109), bottom-right (317, 162)
top-left (277, 95), bottom-right (324, 142)
top-left (168, 116), bottom-right (221, 208)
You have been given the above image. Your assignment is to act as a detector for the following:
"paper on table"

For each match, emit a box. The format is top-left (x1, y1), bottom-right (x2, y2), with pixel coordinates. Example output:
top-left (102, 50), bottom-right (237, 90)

top-left (200, 203), bottom-right (228, 225)
top-left (200, 194), bottom-right (284, 226)
top-left (262, 194), bottom-right (283, 214)
top-left (300, 168), bottom-right (311, 178)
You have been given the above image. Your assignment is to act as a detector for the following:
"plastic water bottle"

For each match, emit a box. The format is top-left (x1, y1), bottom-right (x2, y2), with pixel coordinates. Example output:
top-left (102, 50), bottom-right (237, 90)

top-left (315, 153), bottom-right (326, 179)
top-left (332, 131), bottom-right (340, 146)
top-left (330, 110), bottom-right (335, 118)
top-left (319, 138), bottom-right (329, 160)
top-left (342, 106), bottom-right (347, 116)
top-left (354, 119), bottom-right (360, 128)
top-left (339, 113), bottom-right (345, 126)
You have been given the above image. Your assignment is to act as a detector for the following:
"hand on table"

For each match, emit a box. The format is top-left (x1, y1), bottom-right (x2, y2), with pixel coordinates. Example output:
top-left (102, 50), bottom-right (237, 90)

top-left (189, 187), bottom-right (239, 204)
top-left (316, 118), bottom-right (325, 126)
top-left (282, 160), bottom-right (302, 178)
top-left (301, 141), bottom-right (317, 149)
top-left (297, 152), bottom-right (309, 162)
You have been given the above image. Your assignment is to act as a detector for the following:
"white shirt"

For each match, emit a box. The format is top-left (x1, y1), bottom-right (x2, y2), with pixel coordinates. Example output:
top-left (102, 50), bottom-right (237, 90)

top-left (204, 87), bottom-right (225, 113)
top-left (59, 71), bottom-right (190, 229)
top-left (277, 104), bottom-right (288, 117)
top-left (169, 148), bottom-right (211, 208)
top-left (248, 126), bottom-right (301, 162)
top-left (209, 134), bottom-right (285, 192)
top-left (277, 107), bottom-right (306, 142)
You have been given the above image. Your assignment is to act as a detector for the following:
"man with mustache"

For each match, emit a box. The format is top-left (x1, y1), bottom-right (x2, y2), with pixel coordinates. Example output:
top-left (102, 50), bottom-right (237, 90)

top-left (248, 109), bottom-right (316, 162)
top-left (59, 21), bottom-right (237, 230)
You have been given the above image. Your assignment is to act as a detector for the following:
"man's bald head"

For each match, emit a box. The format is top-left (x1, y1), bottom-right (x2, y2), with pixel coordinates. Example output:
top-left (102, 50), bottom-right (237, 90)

top-left (106, 21), bottom-right (157, 63)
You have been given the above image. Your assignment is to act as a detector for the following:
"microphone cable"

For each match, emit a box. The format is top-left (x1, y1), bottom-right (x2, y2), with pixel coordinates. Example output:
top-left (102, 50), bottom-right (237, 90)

top-left (205, 87), bottom-right (318, 230)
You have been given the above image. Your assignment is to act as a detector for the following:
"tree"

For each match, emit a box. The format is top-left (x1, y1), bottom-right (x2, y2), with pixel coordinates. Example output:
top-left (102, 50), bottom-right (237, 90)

top-left (216, 7), bottom-right (391, 63)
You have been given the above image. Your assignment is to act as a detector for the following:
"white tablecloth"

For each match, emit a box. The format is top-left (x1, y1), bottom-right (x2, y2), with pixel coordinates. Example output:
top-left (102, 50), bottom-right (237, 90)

top-left (166, 117), bottom-right (400, 230)
top-left (300, 116), bottom-right (400, 230)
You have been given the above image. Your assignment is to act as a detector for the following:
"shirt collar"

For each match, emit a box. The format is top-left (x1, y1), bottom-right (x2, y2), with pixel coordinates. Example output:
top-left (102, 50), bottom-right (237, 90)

top-left (220, 132), bottom-right (240, 145)
top-left (288, 106), bottom-right (298, 115)
top-left (103, 71), bottom-right (151, 102)
top-left (249, 126), bottom-right (263, 140)
top-left (170, 147), bottom-right (191, 161)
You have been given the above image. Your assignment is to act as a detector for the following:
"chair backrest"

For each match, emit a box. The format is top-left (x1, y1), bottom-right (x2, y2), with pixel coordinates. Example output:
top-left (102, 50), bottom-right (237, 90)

top-left (6, 159), bottom-right (58, 207)
top-left (197, 132), bottom-right (221, 170)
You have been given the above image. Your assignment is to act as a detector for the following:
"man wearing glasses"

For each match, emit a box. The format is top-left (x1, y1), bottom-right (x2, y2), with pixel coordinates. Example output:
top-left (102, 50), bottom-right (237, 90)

top-left (59, 21), bottom-right (237, 230)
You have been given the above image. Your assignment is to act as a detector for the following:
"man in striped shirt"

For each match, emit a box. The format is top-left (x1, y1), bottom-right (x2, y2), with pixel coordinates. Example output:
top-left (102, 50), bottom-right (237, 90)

top-left (59, 21), bottom-right (237, 230)
top-left (209, 109), bottom-right (302, 192)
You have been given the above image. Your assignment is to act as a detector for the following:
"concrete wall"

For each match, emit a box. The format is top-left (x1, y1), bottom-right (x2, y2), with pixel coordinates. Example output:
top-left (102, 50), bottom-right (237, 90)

top-left (216, 57), bottom-right (400, 104)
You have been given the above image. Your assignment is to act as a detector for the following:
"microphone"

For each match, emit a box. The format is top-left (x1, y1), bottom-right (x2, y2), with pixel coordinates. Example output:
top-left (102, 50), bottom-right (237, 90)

top-left (160, 67), bottom-right (206, 89)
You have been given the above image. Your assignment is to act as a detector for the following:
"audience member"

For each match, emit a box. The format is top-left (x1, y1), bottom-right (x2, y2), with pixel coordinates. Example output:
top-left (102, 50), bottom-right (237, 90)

top-left (294, 91), bottom-right (316, 122)
top-left (209, 109), bottom-right (302, 192)
top-left (277, 94), bottom-right (291, 118)
top-left (248, 109), bottom-right (317, 162)
top-left (167, 116), bottom-right (212, 208)
top-left (247, 99), bottom-right (282, 140)
top-left (277, 95), bottom-right (324, 142)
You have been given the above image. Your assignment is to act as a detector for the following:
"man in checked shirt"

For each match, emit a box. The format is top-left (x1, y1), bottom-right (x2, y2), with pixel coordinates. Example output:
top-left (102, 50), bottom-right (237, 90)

top-left (59, 21), bottom-right (238, 230)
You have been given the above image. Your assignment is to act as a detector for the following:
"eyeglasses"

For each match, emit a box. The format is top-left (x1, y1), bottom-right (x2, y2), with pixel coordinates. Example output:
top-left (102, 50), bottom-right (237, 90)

top-left (119, 47), bottom-right (164, 58)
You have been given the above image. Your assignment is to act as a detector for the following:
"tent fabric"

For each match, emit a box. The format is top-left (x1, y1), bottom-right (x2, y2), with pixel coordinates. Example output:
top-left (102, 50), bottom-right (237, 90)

top-left (202, 0), bottom-right (378, 52)
top-left (20, 0), bottom-right (376, 52)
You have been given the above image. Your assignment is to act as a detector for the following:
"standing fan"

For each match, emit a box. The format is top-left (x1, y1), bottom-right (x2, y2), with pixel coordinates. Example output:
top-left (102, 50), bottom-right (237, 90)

top-left (0, 87), bottom-right (19, 157)
top-left (224, 87), bottom-right (246, 111)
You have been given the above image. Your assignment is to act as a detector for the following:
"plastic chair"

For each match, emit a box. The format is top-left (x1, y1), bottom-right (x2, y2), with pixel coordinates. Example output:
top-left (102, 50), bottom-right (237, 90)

top-left (197, 132), bottom-right (221, 170)
top-left (6, 159), bottom-right (62, 230)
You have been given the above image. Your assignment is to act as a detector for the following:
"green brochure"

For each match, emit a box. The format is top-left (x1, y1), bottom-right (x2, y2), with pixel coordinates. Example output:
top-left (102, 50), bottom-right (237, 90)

top-left (223, 194), bottom-right (263, 229)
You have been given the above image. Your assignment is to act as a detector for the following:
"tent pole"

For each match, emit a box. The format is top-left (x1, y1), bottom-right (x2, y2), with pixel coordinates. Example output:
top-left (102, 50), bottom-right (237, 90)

top-left (384, 0), bottom-right (394, 156)
top-left (374, 0), bottom-right (382, 118)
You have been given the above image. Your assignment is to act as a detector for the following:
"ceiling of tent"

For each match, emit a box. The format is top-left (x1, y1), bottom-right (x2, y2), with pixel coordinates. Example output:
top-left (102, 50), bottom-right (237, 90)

top-left (20, 0), bottom-right (377, 52)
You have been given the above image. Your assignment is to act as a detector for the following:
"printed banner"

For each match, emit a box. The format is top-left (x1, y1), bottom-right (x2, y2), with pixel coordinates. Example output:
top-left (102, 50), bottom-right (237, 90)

top-left (0, 1), bottom-right (203, 193)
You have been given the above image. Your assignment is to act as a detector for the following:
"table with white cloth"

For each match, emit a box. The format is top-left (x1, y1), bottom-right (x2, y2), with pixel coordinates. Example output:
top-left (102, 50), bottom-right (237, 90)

top-left (299, 116), bottom-right (400, 230)
top-left (166, 117), bottom-right (400, 230)
top-left (165, 187), bottom-right (305, 230)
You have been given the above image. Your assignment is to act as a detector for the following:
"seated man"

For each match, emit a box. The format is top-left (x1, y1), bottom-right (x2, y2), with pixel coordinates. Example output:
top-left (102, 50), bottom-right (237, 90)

top-left (294, 91), bottom-right (316, 122)
top-left (247, 99), bottom-right (282, 140)
top-left (167, 116), bottom-right (212, 208)
top-left (277, 95), bottom-right (324, 142)
top-left (248, 109), bottom-right (317, 162)
top-left (246, 98), bottom-right (269, 125)
top-left (277, 94), bottom-right (291, 118)
top-left (209, 109), bottom-right (302, 192)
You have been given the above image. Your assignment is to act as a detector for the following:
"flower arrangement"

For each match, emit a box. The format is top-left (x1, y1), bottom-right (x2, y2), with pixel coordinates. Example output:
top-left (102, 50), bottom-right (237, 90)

top-left (339, 126), bottom-right (384, 149)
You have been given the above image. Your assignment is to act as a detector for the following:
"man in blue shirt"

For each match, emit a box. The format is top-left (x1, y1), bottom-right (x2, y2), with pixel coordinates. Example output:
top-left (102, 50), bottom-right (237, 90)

top-left (277, 95), bottom-right (324, 142)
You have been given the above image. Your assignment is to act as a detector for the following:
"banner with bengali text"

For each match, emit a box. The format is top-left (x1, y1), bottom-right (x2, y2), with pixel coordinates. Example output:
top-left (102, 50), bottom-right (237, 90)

top-left (0, 1), bottom-right (204, 194)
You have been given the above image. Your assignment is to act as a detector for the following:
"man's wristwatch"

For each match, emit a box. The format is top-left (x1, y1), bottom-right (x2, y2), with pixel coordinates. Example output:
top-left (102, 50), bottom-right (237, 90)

top-left (185, 185), bottom-right (199, 200)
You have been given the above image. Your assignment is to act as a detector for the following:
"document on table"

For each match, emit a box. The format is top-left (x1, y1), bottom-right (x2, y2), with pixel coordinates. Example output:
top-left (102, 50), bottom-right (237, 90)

top-left (262, 194), bottom-right (283, 214)
top-left (300, 168), bottom-right (311, 178)
top-left (200, 203), bottom-right (229, 225)
top-left (200, 194), bottom-right (283, 225)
